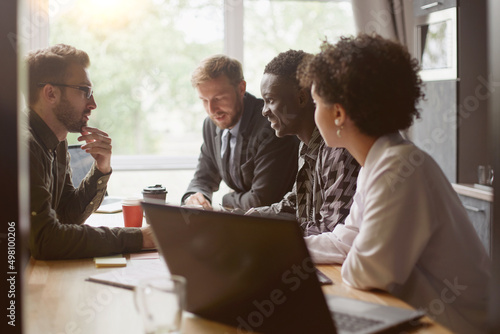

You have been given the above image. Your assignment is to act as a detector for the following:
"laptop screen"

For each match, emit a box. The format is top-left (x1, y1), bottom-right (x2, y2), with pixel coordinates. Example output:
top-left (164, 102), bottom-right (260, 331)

top-left (143, 202), bottom-right (337, 334)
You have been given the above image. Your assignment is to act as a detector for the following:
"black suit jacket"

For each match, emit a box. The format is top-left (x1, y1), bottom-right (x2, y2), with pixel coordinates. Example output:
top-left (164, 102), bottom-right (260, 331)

top-left (183, 92), bottom-right (299, 210)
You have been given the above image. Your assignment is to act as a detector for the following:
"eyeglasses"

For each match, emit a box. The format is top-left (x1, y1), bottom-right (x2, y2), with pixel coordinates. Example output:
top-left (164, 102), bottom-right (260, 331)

top-left (38, 82), bottom-right (93, 99)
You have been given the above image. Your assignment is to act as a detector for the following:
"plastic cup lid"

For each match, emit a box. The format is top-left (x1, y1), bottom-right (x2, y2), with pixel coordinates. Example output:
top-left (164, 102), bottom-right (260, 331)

top-left (142, 184), bottom-right (167, 194)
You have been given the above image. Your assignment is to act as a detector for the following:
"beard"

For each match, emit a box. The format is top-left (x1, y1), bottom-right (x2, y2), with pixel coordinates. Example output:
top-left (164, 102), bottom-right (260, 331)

top-left (214, 92), bottom-right (244, 130)
top-left (54, 93), bottom-right (89, 133)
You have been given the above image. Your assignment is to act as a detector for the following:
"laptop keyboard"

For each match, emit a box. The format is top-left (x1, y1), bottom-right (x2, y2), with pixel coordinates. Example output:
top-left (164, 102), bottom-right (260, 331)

top-left (332, 311), bottom-right (383, 332)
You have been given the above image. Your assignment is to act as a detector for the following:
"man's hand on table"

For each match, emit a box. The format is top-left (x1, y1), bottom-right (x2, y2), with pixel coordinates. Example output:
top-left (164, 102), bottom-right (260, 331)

top-left (141, 225), bottom-right (156, 249)
top-left (185, 192), bottom-right (213, 210)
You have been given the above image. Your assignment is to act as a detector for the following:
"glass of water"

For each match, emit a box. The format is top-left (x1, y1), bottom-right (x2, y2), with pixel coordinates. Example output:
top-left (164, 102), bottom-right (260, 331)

top-left (135, 275), bottom-right (186, 334)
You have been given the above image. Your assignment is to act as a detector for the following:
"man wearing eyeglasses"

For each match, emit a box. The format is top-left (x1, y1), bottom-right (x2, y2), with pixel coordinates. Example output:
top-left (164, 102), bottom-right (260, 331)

top-left (27, 44), bottom-right (155, 260)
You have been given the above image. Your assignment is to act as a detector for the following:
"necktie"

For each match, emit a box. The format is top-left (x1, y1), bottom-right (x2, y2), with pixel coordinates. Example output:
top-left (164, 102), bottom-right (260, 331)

top-left (222, 131), bottom-right (232, 181)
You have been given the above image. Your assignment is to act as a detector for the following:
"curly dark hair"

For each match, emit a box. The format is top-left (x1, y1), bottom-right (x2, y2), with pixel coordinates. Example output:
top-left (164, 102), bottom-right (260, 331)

top-left (298, 34), bottom-right (424, 137)
top-left (264, 49), bottom-right (311, 87)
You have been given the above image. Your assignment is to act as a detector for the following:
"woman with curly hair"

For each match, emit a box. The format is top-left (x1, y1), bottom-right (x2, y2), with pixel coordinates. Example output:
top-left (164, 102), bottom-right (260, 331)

top-left (299, 34), bottom-right (490, 334)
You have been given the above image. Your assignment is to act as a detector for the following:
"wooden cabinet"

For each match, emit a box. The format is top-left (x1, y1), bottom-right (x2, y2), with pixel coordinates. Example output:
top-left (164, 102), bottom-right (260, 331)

top-left (453, 184), bottom-right (493, 255)
top-left (458, 195), bottom-right (492, 255)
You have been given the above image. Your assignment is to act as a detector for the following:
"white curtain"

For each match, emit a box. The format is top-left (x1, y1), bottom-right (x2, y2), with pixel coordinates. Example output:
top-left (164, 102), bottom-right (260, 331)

top-left (351, 0), bottom-right (408, 46)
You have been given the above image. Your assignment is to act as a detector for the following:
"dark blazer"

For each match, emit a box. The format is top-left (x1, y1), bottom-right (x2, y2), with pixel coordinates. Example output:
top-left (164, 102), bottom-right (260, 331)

top-left (183, 92), bottom-right (299, 210)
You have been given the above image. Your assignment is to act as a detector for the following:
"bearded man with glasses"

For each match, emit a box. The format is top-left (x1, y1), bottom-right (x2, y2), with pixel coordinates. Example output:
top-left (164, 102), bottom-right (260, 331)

top-left (26, 44), bottom-right (155, 260)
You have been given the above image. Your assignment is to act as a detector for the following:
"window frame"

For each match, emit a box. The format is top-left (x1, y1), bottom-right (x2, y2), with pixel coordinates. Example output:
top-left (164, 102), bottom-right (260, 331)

top-left (34, 0), bottom-right (351, 171)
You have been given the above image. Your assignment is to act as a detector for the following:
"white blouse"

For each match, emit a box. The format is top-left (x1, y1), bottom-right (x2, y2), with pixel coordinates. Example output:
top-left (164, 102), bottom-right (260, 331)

top-left (307, 133), bottom-right (491, 333)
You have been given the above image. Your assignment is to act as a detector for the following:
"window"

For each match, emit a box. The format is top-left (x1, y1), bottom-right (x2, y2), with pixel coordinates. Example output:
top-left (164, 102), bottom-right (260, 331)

top-left (49, 0), bottom-right (354, 203)
top-left (50, 0), bottom-right (223, 156)
top-left (244, 0), bottom-right (355, 95)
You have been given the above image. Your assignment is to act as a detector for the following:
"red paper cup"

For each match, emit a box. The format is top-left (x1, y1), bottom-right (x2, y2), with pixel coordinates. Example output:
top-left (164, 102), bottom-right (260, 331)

top-left (122, 198), bottom-right (143, 228)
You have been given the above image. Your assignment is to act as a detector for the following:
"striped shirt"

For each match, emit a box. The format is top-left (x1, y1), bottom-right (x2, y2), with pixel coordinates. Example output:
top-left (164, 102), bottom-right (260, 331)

top-left (253, 127), bottom-right (361, 235)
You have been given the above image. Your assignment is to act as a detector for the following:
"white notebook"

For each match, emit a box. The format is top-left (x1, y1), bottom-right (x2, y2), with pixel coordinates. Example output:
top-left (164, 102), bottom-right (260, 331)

top-left (87, 258), bottom-right (168, 289)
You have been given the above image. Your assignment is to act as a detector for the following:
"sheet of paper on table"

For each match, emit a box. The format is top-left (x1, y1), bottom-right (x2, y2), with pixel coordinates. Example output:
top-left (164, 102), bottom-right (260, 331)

top-left (87, 258), bottom-right (169, 289)
top-left (129, 251), bottom-right (160, 260)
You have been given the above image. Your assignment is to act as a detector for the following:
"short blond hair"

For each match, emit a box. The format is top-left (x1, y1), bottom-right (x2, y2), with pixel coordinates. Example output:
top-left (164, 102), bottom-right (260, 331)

top-left (191, 54), bottom-right (244, 87)
top-left (26, 44), bottom-right (90, 106)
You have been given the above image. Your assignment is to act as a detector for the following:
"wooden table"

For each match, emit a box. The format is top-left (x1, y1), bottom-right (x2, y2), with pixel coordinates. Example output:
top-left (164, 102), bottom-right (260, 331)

top-left (24, 213), bottom-right (452, 334)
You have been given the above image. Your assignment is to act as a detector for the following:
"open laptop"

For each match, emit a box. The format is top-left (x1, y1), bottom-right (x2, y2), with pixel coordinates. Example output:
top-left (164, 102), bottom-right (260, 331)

top-left (68, 144), bottom-right (122, 213)
top-left (143, 202), bottom-right (425, 334)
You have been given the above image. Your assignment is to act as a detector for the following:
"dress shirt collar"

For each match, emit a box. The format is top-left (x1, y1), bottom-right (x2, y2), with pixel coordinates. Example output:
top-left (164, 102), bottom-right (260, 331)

top-left (364, 132), bottom-right (406, 171)
top-left (299, 126), bottom-right (323, 162)
top-left (221, 117), bottom-right (241, 159)
top-left (223, 114), bottom-right (242, 139)
top-left (29, 109), bottom-right (60, 152)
